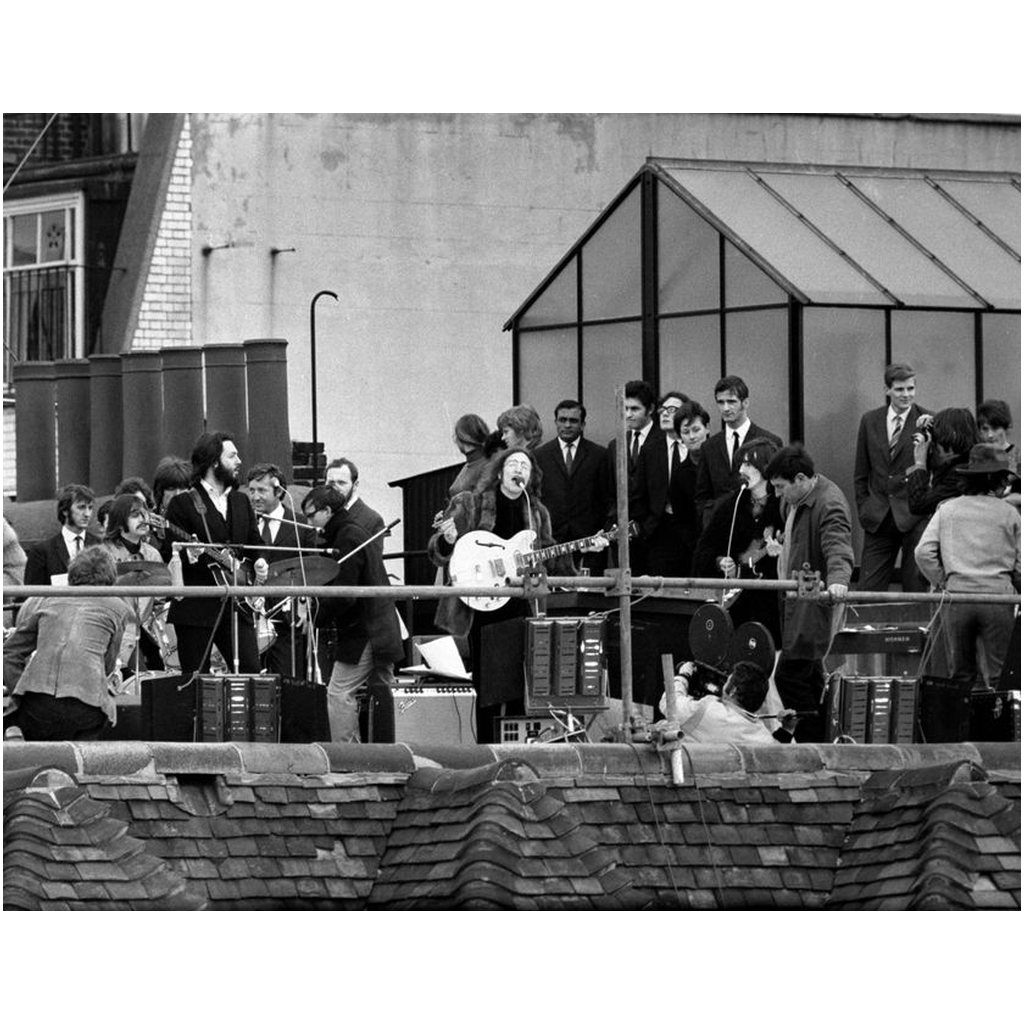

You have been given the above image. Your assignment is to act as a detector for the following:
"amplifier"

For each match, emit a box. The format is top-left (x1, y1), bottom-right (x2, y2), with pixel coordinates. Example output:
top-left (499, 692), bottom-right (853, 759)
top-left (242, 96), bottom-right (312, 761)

top-left (199, 675), bottom-right (281, 742)
top-left (391, 681), bottom-right (476, 745)
top-left (831, 626), bottom-right (927, 653)
top-left (918, 676), bottom-right (974, 743)
top-left (969, 690), bottom-right (1021, 742)
top-left (827, 675), bottom-right (921, 744)
top-left (524, 617), bottom-right (608, 713)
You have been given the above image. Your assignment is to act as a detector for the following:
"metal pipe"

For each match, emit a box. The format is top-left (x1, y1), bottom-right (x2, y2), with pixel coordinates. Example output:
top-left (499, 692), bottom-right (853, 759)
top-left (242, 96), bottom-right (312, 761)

top-left (309, 290), bottom-right (338, 445)
top-left (613, 384), bottom-right (634, 728)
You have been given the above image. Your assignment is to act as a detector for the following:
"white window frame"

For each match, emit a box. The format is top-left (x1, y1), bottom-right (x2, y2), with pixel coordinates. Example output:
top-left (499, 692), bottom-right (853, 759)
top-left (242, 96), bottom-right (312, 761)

top-left (3, 190), bottom-right (87, 368)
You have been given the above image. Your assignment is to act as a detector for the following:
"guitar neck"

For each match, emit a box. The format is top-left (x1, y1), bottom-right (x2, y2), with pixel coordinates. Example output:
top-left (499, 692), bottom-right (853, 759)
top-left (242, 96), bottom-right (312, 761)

top-left (520, 531), bottom-right (609, 567)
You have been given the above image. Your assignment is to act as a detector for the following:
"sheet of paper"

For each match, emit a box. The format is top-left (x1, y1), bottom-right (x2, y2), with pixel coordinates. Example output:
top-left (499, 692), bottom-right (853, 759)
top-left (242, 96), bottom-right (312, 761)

top-left (415, 635), bottom-right (471, 680)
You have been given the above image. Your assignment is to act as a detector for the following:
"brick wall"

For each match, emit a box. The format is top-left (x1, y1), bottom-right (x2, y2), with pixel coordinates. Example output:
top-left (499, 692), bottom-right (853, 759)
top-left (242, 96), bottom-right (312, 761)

top-left (3, 400), bottom-right (16, 497)
top-left (133, 115), bottom-right (192, 351)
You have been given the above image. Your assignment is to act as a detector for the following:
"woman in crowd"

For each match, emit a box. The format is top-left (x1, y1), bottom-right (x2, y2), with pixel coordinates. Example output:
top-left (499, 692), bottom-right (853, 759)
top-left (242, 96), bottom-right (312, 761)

top-left (915, 443), bottom-right (1021, 692)
top-left (977, 399), bottom-right (1019, 476)
top-left (429, 446), bottom-right (581, 741)
top-left (496, 404), bottom-right (543, 450)
top-left (691, 437), bottom-right (784, 645)
top-left (908, 407), bottom-right (978, 517)
top-left (4, 546), bottom-right (129, 741)
top-left (448, 413), bottom-right (492, 497)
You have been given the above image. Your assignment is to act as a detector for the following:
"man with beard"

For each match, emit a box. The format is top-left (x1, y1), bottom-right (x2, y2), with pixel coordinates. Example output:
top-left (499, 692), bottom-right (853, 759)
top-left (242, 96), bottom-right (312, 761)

top-left (165, 431), bottom-right (268, 678)
top-left (695, 375), bottom-right (783, 527)
top-left (326, 457), bottom-right (387, 560)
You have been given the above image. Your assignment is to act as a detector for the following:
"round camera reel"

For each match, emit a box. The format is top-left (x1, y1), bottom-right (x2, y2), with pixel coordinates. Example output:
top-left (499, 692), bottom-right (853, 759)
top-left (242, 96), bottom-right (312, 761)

top-left (687, 602), bottom-right (734, 669)
top-left (727, 621), bottom-right (776, 676)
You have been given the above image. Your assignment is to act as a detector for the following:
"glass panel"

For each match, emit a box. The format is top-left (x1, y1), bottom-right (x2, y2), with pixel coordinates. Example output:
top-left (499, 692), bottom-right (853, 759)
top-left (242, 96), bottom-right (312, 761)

top-left (40, 209), bottom-right (66, 263)
top-left (519, 255), bottom-right (578, 327)
top-left (761, 171), bottom-right (978, 308)
top-left (657, 182), bottom-right (719, 313)
top-left (581, 185), bottom-right (641, 321)
top-left (848, 175), bottom-right (1020, 310)
top-left (802, 307), bottom-right (888, 559)
top-left (658, 314), bottom-right (721, 411)
top-left (581, 320), bottom-right (642, 444)
top-left (724, 241), bottom-right (788, 308)
top-left (518, 328), bottom-right (578, 439)
top-left (11, 214), bottom-right (37, 267)
top-left (937, 179), bottom-right (1021, 254)
top-left (891, 311), bottom-right (976, 415)
top-left (722, 309), bottom-right (789, 442)
top-left (666, 166), bottom-right (890, 305)
top-left (981, 313), bottom-right (1021, 440)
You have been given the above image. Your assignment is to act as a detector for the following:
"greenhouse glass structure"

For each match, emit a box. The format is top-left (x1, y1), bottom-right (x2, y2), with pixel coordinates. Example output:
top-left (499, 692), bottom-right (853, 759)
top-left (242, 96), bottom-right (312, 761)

top-left (504, 159), bottom-right (1021, 550)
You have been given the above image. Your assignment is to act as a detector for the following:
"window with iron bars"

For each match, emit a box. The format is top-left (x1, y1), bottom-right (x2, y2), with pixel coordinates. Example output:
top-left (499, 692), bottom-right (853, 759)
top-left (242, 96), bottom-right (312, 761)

top-left (3, 193), bottom-right (85, 390)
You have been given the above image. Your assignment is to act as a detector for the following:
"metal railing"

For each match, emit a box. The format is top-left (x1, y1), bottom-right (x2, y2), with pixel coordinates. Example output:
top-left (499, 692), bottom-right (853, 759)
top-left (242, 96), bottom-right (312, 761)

top-left (3, 264), bottom-right (77, 382)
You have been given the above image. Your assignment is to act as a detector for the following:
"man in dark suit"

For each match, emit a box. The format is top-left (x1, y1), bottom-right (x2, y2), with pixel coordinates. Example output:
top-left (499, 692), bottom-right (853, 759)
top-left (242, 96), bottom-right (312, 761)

top-left (247, 463), bottom-right (319, 679)
top-left (605, 380), bottom-right (662, 574)
top-left (326, 457), bottom-right (387, 559)
top-left (165, 431), bottom-right (269, 678)
top-left (695, 375), bottom-right (783, 527)
top-left (534, 399), bottom-right (609, 574)
top-left (23, 484), bottom-right (100, 586)
top-left (302, 486), bottom-right (404, 743)
top-left (630, 393), bottom-right (701, 577)
top-left (853, 362), bottom-right (930, 592)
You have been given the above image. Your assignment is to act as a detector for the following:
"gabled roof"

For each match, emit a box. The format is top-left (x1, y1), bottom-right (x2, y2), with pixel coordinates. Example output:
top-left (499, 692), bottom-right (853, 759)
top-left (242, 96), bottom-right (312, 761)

top-left (504, 159), bottom-right (1021, 328)
top-left (651, 159), bottom-right (1020, 309)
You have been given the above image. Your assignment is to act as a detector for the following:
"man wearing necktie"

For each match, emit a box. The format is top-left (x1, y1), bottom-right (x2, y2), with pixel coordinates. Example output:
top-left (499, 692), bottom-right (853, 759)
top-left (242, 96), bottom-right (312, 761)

top-left (23, 483), bottom-right (100, 586)
top-left (246, 463), bottom-right (315, 679)
top-left (631, 392), bottom-right (700, 577)
top-left (533, 400), bottom-right (610, 574)
top-left (603, 380), bottom-right (661, 574)
top-left (854, 363), bottom-right (931, 592)
top-left (694, 375), bottom-right (783, 527)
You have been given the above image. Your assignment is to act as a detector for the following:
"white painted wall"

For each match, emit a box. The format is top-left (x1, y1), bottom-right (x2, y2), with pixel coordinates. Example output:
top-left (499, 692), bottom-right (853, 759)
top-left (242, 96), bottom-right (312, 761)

top-left (185, 113), bottom-right (1021, 563)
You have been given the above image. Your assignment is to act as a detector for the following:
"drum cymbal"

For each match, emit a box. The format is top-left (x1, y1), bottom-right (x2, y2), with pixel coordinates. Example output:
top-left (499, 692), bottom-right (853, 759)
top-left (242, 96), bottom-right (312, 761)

top-left (265, 556), bottom-right (339, 588)
top-left (116, 560), bottom-right (173, 586)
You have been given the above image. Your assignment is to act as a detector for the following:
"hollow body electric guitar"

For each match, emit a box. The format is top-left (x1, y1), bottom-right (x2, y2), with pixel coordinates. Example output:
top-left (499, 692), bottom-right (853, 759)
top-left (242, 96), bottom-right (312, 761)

top-left (448, 523), bottom-right (633, 612)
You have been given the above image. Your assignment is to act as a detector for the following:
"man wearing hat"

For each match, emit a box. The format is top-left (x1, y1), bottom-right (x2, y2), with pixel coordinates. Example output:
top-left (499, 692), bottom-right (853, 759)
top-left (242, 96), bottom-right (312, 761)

top-left (915, 444), bottom-right (1021, 691)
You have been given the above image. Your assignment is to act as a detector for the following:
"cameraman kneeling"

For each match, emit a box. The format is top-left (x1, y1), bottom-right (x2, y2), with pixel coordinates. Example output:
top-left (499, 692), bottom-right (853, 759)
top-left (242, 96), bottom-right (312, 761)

top-left (657, 660), bottom-right (798, 744)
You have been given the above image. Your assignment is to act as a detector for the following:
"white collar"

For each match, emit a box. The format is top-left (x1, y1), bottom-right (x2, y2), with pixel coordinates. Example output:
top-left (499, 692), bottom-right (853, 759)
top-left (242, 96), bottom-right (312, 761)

top-left (61, 525), bottom-right (86, 550)
top-left (264, 504), bottom-right (285, 521)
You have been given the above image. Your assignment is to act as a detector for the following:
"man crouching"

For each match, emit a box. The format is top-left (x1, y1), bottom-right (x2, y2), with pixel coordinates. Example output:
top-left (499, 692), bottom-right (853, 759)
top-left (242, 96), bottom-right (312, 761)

top-left (656, 660), bottom-right (798, 744)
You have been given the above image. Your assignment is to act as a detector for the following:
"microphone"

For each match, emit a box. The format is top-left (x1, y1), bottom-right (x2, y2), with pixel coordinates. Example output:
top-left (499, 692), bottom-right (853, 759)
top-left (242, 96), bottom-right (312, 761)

top-left (511, 475), bottom-right (525, 486)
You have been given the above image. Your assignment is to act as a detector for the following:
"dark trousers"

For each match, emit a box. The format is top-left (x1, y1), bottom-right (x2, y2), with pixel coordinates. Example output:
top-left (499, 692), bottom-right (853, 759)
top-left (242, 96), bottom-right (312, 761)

top-left (774, 656), bottom-right (828, 742)
top-left (858, 510), bottom-right (927, 592)
top-left (16, 692), bottom-right (108, 741)
top-left (176, 612), bottom-right (260, 677)
top-left (646, 514), bottom-right (694, 578)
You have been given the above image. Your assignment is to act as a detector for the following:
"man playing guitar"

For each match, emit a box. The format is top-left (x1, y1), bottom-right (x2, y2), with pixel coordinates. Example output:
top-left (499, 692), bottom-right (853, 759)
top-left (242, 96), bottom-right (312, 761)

top-left (165, 431), bottom-right (268, 678)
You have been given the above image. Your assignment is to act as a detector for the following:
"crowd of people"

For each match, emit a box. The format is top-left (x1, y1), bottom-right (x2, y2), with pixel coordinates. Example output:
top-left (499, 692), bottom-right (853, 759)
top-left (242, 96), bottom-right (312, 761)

top-left (3, 433), bottom-right (399, 744)
top-left (429, 369), bottom-right (1019, 742)
top-left (3, 364), bottom-right (1020, 746)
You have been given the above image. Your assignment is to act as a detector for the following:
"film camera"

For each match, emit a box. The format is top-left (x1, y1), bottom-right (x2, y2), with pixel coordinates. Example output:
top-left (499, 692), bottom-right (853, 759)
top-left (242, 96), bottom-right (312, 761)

top-left (681, 603), bottom-right (776, 698)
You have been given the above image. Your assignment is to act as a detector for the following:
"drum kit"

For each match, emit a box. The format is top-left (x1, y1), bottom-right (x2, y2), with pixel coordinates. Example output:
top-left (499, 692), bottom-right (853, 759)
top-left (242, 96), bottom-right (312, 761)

top-left (113, 555), bottom-right (342, 672)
